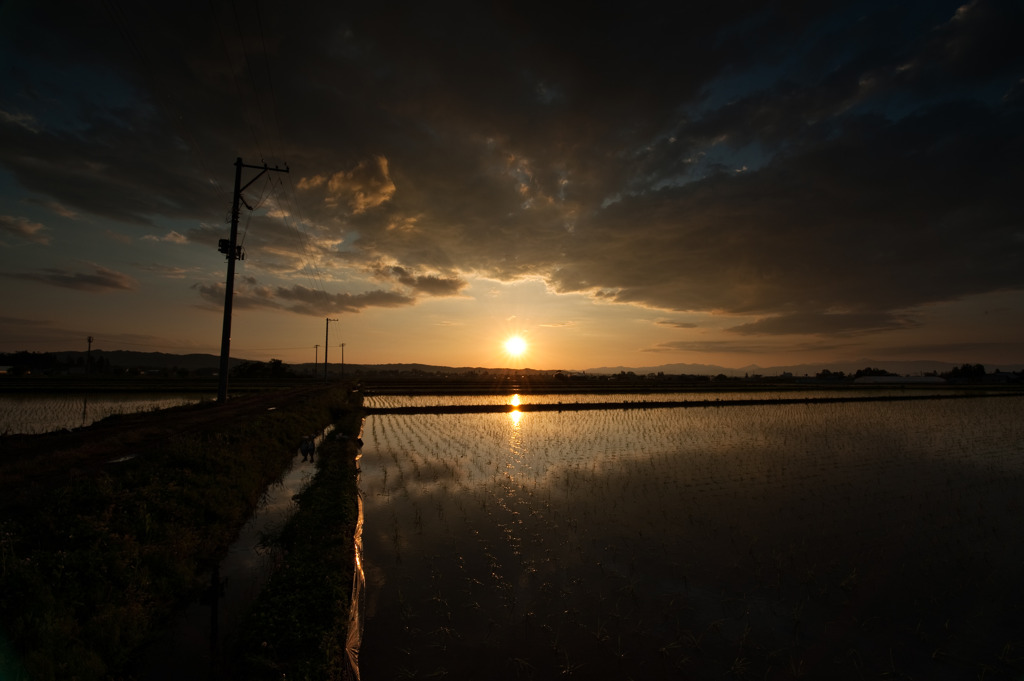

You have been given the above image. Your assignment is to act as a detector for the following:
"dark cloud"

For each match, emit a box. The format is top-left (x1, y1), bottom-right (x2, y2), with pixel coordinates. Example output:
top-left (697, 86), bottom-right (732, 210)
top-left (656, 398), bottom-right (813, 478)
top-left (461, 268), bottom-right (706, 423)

top-left (0, 103), bottom-right (224, 226)
top-left (870, 340), bottom-right (1024, 361)
top-left (374, 265), bottom-right (467, 296)
top-left (298, 156), bottom-right (396, 213)
top-left (895, 0), bottom-right (1024, 90)
top-left (141, 231), bottom-right (188, 244)
top-left (0, 109), bottom-right (41, 133)
top-left (546, 99), bottom-right (1023, 319)
top-left (2, 0), bottom-right (1022, 340)
top-left (648, 338), bottom-right (853, 355)
top-left (192, 279), bottom-right (414, 316)
top-left (726, 312), bottom-right (920, 336)
top-left (0, 215), bottom-right (49, 244)
top-left (274, 284), bottom-right (415, 315)
top-left (6, 265), bottom-right (136, 291)
top-left (136, 263), bottom-right (190, 279)
top-left (644, 339), bottom-right (788, 355)
top-left (0, 316), bottom-right (50, 327)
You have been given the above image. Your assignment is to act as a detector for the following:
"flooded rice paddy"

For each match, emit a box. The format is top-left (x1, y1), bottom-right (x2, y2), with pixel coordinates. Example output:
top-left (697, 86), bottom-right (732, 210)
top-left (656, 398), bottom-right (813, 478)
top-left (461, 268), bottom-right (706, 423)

top-left (0, 392), bottom-right (210, 434)
top-left (358, 393), bottom-right (1024, 680)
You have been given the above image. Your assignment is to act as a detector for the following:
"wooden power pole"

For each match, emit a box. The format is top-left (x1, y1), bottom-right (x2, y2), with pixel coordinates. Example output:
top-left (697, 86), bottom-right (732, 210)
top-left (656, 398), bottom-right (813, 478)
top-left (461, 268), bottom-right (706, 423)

top-left (218, 157), bottom-right (288, 402)
top-left (324, 318), bottom-right (339, 382)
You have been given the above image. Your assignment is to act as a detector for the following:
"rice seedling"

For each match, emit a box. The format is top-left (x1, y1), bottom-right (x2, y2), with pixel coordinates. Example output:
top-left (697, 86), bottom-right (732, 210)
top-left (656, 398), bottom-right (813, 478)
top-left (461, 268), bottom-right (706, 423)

top-left (357, 393), bottom-right (1024, 680)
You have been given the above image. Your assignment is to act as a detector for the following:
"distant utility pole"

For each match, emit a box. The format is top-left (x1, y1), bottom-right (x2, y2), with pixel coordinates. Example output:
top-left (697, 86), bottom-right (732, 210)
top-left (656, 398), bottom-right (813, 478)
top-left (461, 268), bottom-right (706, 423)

top-left (341, 342), bottom-right (346, 378)
top-left (86, 336), bottom-right (93, 375)
top-left (217, 157), bottom-right (289, 402)
top-left (324, 318), bottom-right (338, 382)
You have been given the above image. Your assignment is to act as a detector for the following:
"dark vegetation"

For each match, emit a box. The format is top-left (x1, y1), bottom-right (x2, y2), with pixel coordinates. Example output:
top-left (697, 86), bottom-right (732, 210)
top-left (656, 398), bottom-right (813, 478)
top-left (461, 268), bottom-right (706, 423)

top-left (0, 384), bottom-right (360, 680)
top-left (351, 364), bottom-right (1022, 394)
top-left (0, 351), bottom-right (303, 383)
top-left (3, 351), bottom-right (1020, 387)
top-left (0, 350), bottom-right (242, 378)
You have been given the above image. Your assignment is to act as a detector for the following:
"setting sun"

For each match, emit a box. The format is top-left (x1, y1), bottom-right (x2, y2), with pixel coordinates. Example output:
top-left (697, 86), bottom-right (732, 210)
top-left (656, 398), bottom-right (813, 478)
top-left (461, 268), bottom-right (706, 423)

top-left (504, 336), bottom-right (527, 357)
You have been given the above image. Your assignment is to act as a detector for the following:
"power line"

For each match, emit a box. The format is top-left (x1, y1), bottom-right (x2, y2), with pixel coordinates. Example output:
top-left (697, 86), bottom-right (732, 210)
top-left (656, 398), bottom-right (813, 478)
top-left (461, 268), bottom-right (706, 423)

top-left (233, 345), bottom-right (321, 351)
top-left (82, 339), bottom-right (222, 354)
top-left (237, 173), bottom-right (272, 252)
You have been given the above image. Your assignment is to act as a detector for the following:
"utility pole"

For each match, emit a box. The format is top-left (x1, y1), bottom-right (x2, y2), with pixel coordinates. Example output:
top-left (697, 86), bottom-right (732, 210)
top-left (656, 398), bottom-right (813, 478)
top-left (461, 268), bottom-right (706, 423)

top-left (341, 342), bottom-right (345, 378)
top-left (324, 318), bottom-right (338, 382)
top-left (217, 157), bottom-right (288, 402)
top-left (86, 336), bottom-right (93, 375)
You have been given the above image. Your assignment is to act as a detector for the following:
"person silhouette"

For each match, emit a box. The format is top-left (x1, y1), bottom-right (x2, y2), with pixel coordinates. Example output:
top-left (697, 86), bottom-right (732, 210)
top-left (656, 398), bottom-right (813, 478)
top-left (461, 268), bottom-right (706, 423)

top-left (300, 436), bottom-right (315, 462)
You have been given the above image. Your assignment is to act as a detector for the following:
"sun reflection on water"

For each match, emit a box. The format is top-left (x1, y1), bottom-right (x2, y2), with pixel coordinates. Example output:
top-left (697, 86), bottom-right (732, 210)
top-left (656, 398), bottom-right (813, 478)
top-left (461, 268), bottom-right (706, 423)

top-left (507, 395), bottom-right (524, 466)
top-left (508, 393), bottom-right (523, 427)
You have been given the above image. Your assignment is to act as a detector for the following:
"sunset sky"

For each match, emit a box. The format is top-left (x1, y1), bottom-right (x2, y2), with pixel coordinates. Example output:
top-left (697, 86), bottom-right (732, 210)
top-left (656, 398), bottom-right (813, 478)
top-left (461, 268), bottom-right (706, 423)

top-left (1, 1), bottom-right (1022, 371)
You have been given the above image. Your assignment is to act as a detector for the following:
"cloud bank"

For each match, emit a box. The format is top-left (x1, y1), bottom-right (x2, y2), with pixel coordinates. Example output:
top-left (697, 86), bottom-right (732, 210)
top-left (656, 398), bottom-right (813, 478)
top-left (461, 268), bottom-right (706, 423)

top-left (1, 0), bottom-right (1021, 334)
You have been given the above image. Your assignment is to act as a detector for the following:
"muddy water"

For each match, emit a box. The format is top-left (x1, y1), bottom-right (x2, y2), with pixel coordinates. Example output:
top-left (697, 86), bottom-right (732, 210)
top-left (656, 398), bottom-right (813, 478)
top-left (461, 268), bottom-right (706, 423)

top-left (130, 428), bottom-right (332, 680)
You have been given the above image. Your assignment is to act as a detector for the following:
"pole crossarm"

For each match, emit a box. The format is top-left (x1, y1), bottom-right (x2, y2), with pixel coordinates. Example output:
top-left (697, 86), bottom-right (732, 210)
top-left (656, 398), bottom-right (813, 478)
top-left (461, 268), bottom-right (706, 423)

top-left (217, 157), bottom-right (290, 403)
top-left (238, 162), bottom-right (289, 195)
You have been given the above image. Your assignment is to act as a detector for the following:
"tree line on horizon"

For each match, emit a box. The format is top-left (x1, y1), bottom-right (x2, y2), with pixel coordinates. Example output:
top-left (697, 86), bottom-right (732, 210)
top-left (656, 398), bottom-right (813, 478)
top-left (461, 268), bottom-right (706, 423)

top-left (2, 351), bottom-right (1019, 385)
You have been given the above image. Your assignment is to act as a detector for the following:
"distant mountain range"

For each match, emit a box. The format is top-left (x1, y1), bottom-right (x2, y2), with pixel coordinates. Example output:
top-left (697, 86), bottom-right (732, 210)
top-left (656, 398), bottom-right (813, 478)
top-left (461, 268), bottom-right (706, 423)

top-left (7, 350), bottom-right (1021, 376)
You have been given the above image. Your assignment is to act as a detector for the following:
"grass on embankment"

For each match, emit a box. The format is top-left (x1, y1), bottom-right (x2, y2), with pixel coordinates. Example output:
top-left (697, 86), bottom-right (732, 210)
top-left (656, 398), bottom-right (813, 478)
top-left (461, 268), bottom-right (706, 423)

top-left (229, 412), bottom-right (363, 681)
top-left (0, 385), bottom-right (358, 681)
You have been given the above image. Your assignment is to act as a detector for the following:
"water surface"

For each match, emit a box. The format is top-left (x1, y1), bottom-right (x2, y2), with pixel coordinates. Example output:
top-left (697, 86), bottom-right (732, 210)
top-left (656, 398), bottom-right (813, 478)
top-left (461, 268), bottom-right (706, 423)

top-left (358, 395), bottom-right (1024, 679)
top-left (0, 393), bottom-right (211, 435)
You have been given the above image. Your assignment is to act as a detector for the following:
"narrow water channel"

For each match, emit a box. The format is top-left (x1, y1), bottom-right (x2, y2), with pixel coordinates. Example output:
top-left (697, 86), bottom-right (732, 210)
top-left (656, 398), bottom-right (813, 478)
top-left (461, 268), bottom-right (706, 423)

top-left (129, 427), bottom-right (333, 680)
